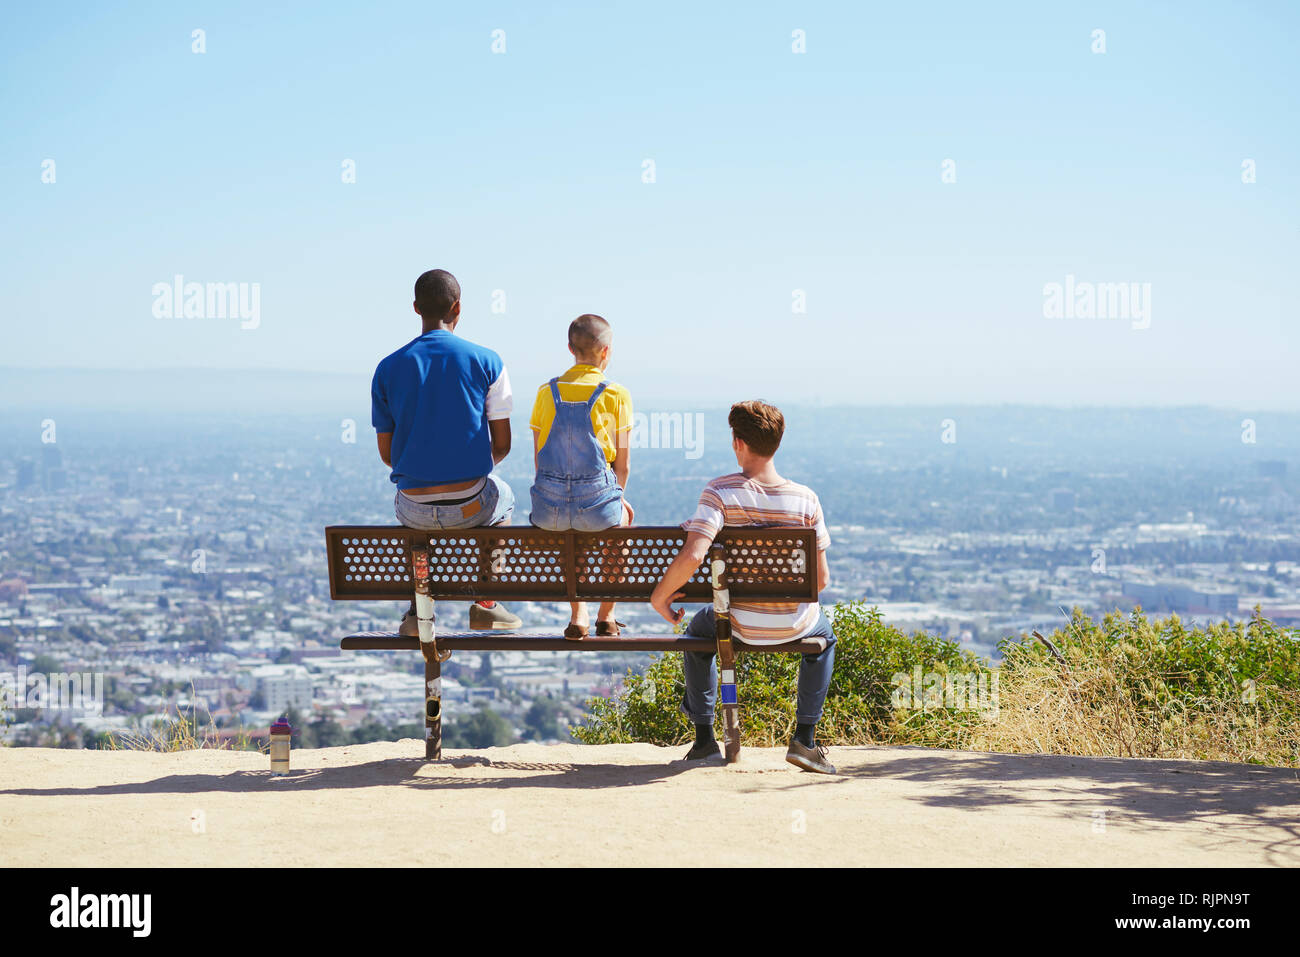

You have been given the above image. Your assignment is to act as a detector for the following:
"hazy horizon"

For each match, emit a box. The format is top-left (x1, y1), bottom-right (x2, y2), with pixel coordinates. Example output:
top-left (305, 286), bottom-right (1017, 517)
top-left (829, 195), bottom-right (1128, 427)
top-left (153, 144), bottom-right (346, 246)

top-left (4, 365), bottom-right (1300, 414)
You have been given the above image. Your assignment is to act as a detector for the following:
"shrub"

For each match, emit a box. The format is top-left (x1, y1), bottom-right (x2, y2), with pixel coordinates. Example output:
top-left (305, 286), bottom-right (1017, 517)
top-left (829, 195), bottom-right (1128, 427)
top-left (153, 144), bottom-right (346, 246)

top-left (575, 602), bottom-right (1300, 767)
top-left (574, 602), bottom-right (993, 749)
top-left (976, 606), bottom-right (1300, 766)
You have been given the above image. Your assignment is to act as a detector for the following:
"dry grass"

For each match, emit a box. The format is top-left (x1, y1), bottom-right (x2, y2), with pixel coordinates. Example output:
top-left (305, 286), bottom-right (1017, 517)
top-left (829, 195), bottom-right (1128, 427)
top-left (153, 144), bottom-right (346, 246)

top-left (970, 638), bottom-right (1300, 766)
top-left (107, 687), bottom-right (263, 753)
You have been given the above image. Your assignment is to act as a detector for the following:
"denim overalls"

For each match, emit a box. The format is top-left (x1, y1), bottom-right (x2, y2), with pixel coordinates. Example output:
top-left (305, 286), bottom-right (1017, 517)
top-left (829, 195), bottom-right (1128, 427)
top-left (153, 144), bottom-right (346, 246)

top-left (529, 378), bottom-right (625, 531)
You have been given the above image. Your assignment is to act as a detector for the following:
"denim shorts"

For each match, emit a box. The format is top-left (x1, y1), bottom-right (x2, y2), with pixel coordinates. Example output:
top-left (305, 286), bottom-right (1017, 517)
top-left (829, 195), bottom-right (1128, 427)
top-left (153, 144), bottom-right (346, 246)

top-left (394, 474), bottom-right (514, 530)
top-left (529, 468), bottom-right (624, 532)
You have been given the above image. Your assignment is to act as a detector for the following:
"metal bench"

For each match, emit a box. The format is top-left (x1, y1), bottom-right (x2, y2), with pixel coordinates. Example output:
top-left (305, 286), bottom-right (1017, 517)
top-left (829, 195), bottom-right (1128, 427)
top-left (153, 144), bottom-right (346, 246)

top-left (324, 524), bottom-right (820, 762)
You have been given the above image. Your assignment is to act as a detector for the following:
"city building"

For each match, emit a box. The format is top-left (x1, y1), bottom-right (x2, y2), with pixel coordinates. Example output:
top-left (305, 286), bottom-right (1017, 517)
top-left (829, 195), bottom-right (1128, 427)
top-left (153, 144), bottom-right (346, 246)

top-left (1121, 580), bottom-right (1239, 615)
top-left (251, 664), bottom-right (314, 713)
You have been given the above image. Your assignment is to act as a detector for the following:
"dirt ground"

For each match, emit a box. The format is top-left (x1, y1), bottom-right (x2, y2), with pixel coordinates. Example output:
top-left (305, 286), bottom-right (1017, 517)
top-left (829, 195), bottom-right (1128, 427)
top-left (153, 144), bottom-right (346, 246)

top-left (2, 741), bottom-right (1297, 866)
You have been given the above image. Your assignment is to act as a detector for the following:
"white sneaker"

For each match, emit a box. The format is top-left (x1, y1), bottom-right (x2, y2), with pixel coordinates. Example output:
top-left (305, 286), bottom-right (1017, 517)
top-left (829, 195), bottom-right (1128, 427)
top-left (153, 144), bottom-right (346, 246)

top-left (469, 601), bottom-right (522, 630)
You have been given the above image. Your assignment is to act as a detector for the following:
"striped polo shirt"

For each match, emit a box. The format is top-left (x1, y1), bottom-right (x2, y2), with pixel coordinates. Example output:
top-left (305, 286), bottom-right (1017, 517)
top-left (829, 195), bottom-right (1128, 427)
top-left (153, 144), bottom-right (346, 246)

top-left (681, 473), bottom-right (830, 645)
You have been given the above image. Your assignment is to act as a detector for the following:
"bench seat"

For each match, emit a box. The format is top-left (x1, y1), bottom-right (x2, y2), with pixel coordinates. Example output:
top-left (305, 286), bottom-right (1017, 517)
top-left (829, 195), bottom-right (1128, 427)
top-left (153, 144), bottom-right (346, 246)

top-left (340, 630), bottom-right (828, 654)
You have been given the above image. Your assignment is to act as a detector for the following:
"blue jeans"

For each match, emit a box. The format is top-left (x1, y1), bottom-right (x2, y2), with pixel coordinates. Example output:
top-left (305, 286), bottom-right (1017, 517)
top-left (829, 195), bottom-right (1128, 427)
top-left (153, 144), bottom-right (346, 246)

top-left (394, 474), bottom-right (514, 530)
top-left (679, 607), bottom-right (837, 726)
top-left (530, 467), bottom-right (624, 531)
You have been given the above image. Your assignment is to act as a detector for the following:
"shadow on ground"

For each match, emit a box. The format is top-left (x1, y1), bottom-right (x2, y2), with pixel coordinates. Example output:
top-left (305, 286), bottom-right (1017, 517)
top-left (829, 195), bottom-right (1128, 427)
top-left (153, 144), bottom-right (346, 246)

top-left (811, 748), bottom-right (1300, 863)
top-left (5, 746), bottom-right (1298, 861)
top-left (0, 754), bottom-right (704, 796)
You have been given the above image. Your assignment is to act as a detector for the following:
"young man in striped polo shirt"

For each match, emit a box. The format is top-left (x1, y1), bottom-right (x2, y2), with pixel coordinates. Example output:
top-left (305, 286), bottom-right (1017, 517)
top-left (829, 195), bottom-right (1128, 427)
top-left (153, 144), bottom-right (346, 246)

top-left (650, 400), bottom-right (836, 774)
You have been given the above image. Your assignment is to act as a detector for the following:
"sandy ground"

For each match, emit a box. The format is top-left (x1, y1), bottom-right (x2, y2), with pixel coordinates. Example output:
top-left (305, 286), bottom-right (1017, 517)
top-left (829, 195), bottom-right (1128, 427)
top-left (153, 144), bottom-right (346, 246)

top-left (2, 741), bottom-right (1297, 866)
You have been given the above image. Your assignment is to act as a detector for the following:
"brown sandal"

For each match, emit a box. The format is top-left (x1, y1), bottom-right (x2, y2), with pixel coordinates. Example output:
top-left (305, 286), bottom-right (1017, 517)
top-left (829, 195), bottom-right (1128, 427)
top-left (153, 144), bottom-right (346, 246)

top-left (563, 622), bottom-right (588, 640)
top-left (595, 620), bottom-right (626, 637)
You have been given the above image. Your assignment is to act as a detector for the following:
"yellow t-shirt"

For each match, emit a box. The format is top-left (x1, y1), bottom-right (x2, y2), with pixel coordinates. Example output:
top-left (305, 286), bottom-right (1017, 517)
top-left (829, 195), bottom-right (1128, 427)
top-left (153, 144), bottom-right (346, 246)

top-left (529, 364), bottom-right (633, 464)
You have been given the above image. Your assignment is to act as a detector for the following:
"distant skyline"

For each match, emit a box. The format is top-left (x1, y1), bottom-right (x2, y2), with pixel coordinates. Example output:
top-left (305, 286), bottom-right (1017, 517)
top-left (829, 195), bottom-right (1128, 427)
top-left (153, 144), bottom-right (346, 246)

top-left (5, 366), bottom-right (1300, 415)
top-left (2, 1), bottom-right (1297, 408)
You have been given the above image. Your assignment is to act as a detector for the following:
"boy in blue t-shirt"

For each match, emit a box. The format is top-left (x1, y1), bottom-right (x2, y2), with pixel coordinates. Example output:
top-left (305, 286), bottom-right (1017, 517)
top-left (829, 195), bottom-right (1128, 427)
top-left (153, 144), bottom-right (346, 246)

top-left (371, 268), bottom-right (521, 633)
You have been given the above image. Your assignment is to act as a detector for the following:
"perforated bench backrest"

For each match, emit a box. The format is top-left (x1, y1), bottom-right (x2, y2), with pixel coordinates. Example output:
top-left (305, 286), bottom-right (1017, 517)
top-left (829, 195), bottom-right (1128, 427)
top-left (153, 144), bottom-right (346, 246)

top-left (325, 525), bottom-right (818, 602)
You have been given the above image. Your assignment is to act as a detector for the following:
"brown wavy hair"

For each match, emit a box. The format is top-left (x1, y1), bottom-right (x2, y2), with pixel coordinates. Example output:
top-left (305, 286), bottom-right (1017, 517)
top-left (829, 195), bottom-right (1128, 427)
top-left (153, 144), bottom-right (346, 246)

top-left (728, 400), bottom-right (784, 457)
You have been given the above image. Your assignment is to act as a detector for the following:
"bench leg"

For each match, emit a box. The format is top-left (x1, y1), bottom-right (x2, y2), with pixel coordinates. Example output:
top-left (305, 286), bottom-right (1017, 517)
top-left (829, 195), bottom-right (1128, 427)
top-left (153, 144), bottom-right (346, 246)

top-left (425, 653), bottom-right (442, 760)
top-left (411, 544), bottom-right (445, 760)
top-left (709, 543), bottom-right (741, 764)
top-left (716, 617), bottom-right (741, 763)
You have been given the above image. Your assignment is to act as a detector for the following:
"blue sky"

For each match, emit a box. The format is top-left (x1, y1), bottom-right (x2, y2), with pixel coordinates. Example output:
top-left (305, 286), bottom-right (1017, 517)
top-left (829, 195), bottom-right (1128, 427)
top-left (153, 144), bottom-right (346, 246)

top-left (1, 0), bottom-right (1296, 407)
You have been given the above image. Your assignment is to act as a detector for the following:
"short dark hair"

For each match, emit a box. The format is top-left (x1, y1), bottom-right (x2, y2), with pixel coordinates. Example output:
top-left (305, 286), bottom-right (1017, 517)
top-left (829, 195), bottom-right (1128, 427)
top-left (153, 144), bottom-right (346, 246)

top-left (729, 400), bottom-right (784, 457)
top-left (568, 314), bottom-right (612, 359)
top-left (414, 269), bottom-right (460, 320)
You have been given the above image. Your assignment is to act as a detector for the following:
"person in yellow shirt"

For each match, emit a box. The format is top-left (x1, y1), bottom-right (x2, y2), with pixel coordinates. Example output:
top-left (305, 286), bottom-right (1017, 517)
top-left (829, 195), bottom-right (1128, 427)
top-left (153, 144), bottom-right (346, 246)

top-left (529, 314), bottom-right (634, 638)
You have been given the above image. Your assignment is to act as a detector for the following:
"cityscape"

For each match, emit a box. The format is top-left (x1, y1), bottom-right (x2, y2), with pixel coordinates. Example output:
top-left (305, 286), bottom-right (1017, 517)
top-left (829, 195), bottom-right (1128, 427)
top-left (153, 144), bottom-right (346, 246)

top-left (2, 381), bottom-right (1297, 750)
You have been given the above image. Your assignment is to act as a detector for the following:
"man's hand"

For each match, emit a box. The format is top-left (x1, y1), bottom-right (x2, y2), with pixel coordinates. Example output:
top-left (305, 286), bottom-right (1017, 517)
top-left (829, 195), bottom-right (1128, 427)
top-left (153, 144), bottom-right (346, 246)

top-left (650, 586), bottom-right (686, 625)
top-left (649, 531), bottom-right (712, 627)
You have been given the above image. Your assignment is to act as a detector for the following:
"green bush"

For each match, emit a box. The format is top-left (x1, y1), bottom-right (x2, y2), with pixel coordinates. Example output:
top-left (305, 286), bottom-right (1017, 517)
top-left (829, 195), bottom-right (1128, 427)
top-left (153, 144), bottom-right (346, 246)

top-left (443, 703), bottom-right (517, 749)
top-left (574, 602), bottom-right (993, 748)
top-left (575, 602), bottom-right (1300, 767)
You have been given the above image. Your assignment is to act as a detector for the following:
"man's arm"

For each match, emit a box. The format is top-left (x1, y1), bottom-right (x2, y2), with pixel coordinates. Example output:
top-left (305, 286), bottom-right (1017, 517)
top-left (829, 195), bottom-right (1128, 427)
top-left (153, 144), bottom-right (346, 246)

top-left (650, 531), bottom-right (713, 624)
top-left (485, 366), bottom-right (513, 465)
top-left (371, 361), bottom-right (395, 469)
top-left (612, 432), bottom-right (630, 491)
top-left (817, 548), bottom-right (830, 593)
top-left (489, 418), bottom-right (511, 464)
top-left (613, 441), bottom-right (633, 523)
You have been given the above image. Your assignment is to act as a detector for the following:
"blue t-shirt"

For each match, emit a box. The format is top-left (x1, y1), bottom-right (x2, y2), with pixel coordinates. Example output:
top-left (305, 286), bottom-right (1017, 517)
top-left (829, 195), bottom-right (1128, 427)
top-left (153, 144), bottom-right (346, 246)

top-left (371, 330), bottom-right (511, 489)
